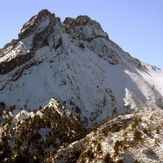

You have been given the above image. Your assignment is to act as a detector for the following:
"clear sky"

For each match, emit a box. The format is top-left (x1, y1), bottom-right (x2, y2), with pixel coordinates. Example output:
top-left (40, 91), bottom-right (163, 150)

top-left (0, 0), bottom-right (163, 69)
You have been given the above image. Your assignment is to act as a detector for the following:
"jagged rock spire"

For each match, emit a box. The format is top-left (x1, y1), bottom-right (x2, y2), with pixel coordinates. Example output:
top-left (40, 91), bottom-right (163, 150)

top-left (18, 9), bottom-right (56, 40)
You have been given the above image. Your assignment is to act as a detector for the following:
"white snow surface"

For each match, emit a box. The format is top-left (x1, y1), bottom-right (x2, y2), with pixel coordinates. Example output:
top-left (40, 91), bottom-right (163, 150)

top-left (0, 9), bottom-right (163, 125)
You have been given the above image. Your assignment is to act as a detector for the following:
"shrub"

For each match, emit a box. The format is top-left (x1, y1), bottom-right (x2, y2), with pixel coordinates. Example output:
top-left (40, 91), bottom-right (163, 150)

top-left (79, 43), bottom-right (85, 49)
top-left (116, 160), bottom-right (124, 163)
top-left (131, 117), bottom-right (141, 129)
top-left (143, 127), bottom-right (151, 136)
top-left (133, 130), bottom-right (142, 142)
top-left (0, 108), bottom-right (3, 116)
top-left (156, 126), bottom-right (160, 134)
top-left (113, 140), bottom-right (124, 158)
top-left (9, 105), bottom-right (16, 112)
top-left (150, 116), bottom-right (154, 120)
top-left (154, 138), bottom-right (160, 146)
top-left (33, 108), bottom-right (37, 114)
top-left (14, 152), bottom-right (29, 163)
top-left (87, 149), bottom-right (94, 160)
top-left (97, 143), bottom-right (102, 151)
top-left (102, 128), bottom-right (108, 137)
top-left (0, 101), bottom-right (6, 109)
top-left (104, 152), bottom-right (114, 163)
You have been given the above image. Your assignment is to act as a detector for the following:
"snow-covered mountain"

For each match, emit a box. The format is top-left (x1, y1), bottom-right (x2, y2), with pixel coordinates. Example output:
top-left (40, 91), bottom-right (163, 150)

top-left (0, 9), bottom-right (163, 126)
top-left (0, 9), bottom-right (163, 162)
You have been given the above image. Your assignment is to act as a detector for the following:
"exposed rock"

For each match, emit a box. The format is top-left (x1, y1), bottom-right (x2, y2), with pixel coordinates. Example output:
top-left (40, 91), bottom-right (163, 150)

top-left (63, 15), bottom-right (109, 41)
top-left (18, 9), bottom-right (56, 40)
top-left (0, 51), bottom-right (33, 74)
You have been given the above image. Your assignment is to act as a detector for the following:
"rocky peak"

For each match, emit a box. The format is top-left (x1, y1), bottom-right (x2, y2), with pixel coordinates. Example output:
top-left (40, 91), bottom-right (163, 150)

top-left (63, 15), bottom-right (108, 41)
top-left (0, 10), bottom-right (62, 75)
top-left (18, 9), bottom-right (56, 40)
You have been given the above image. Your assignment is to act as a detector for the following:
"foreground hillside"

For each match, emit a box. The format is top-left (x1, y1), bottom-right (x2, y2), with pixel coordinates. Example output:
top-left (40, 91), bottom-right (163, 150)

top-left (1, 102), bottom-right (163, 162)
top-left (44, 110), bottom-right (163, 163)
top-left (0, 100), bottom-right (87, 162)
top-left (78, 110), bottom-right (163, 163)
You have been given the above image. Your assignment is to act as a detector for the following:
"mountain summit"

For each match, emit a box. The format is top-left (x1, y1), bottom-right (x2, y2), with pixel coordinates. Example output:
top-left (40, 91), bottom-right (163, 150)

top-left (0, 9), bottom-right (163, 162)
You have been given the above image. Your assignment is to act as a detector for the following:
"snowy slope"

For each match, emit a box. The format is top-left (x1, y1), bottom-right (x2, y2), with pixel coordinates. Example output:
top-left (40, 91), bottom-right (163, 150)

top-left (0, 9), bottom-right (163, 126)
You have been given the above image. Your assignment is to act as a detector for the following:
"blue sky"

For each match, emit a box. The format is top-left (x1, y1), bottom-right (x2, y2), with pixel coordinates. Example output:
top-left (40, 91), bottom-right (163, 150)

top-left (0, 0), bottom-right (163, 69)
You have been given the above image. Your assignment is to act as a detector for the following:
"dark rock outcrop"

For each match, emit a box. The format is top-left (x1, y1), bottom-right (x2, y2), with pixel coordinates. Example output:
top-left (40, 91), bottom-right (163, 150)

top-left (18, 9), bottom-right (56, 40)
top-left (63, 15), bottom-right (109, 41)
